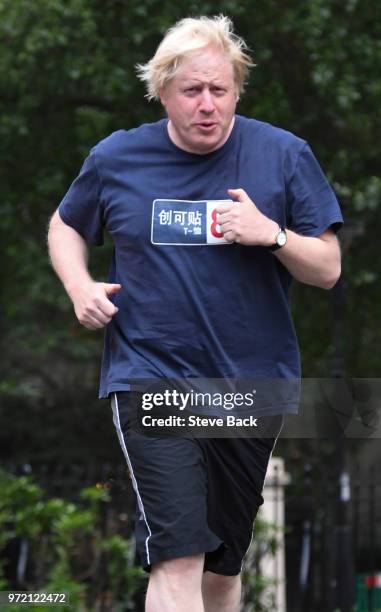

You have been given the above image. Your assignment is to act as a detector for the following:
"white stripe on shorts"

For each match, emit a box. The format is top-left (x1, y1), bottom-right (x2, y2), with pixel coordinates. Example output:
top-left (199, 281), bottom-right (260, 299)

top-left (111, 392), bottom-right (152, 566)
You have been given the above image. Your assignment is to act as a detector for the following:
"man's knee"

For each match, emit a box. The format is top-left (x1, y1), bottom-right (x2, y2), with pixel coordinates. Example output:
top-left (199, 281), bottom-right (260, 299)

top-left (202, 571), bottom-right (241, 596)
top-left (151, 554), bottom-right (204, 590)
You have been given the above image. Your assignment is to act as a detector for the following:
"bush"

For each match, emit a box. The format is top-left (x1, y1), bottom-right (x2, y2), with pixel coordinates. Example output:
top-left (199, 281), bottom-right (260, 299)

top-left (241, 516), bottom-right (283, 611)
top-left (0, 468), bottom-right (146, 611)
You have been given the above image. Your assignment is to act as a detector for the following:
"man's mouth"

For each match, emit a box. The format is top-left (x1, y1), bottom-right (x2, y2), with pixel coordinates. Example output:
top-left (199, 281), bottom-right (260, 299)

top-left (196, 121), bottom-right (218, 132)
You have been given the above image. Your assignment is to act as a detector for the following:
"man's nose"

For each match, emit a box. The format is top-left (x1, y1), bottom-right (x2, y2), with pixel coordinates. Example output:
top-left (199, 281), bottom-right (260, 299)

top-left (199, 89), bottom-right (215, 112)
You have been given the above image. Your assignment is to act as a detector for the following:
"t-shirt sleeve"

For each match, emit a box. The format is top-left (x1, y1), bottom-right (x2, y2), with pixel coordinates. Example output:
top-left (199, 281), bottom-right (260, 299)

top-left (58, 150), bottom-right (104, 246)
top-left (286, 143), bottom-right (343, 236)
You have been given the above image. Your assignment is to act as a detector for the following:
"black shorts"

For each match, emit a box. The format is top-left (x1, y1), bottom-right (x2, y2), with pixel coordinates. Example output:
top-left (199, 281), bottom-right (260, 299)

top-left (111, 392), bottom-right (283, 576)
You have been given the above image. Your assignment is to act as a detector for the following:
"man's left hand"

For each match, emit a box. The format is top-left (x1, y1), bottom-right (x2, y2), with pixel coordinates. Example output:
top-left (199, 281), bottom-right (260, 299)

top-left (216, 188), bottom-right (279, 246)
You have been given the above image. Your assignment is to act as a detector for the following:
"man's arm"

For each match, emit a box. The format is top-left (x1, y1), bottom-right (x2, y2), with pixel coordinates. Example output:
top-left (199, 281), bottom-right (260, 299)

top-left (216, 188), bottom-right (341, 290)
top-left (48, 210), bottom-right (121, 329)
top-left (272, 227), bottom-right (340, 289)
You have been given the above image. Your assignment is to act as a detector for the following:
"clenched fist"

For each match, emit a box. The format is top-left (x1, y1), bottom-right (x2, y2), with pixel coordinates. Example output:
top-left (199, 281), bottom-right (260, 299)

top-left (70, 281), bottom-right (121, 330)
top-left (216, 188), bottom-right (279, 246)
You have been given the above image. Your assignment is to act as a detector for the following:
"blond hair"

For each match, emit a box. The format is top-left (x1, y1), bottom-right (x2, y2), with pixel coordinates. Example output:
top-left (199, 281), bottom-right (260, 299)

top-left (136, 15), bottom-right (254, 101)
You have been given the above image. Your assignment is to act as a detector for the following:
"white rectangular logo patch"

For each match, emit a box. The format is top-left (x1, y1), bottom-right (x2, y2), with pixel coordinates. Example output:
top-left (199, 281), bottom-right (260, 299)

top-left (151, 199), bottom-right (233, 246)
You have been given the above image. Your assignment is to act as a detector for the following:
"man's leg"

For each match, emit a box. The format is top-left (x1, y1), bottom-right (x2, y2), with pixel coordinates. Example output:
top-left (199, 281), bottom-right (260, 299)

top-left (145, 554), bottom-right (205, 612)
top-left (201, 572), bottom-right (241, 612)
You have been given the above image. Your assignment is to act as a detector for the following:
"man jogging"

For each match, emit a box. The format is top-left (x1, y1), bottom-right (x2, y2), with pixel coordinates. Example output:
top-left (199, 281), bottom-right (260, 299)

top-left (48, 15), bottom-right (343, 612)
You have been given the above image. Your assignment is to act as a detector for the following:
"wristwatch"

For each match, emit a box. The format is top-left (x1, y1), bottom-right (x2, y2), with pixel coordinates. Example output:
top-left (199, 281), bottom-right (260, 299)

top-left (269, 225), bottom-right (287, 252)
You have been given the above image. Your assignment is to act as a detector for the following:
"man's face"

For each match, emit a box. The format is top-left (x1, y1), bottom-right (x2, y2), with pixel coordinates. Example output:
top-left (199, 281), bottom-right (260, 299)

top-left (160, 46), bottom-right (238, 155)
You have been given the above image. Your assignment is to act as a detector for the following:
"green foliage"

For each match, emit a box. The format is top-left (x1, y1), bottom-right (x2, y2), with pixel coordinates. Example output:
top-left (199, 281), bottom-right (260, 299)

top-left (0, 469), bottom-right (146, 610)
top-left (241, 515), bottom-right (284, 611)
top-left (100, 535), bottom-right (145, 604)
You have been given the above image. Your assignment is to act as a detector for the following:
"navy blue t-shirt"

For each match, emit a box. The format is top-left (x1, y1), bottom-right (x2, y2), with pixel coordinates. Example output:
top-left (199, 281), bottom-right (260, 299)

top-left (59, 115), bottom-right (343, 411)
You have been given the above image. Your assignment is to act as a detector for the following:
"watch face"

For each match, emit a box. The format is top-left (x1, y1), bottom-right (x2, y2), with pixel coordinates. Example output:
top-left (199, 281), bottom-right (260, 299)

top-left (277, 230), bottom-right (287, 247)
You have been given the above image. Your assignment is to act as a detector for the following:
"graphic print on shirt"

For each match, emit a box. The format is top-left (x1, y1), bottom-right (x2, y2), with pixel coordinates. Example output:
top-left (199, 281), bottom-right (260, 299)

top-left (151, 199), bottom-right (234, 245)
